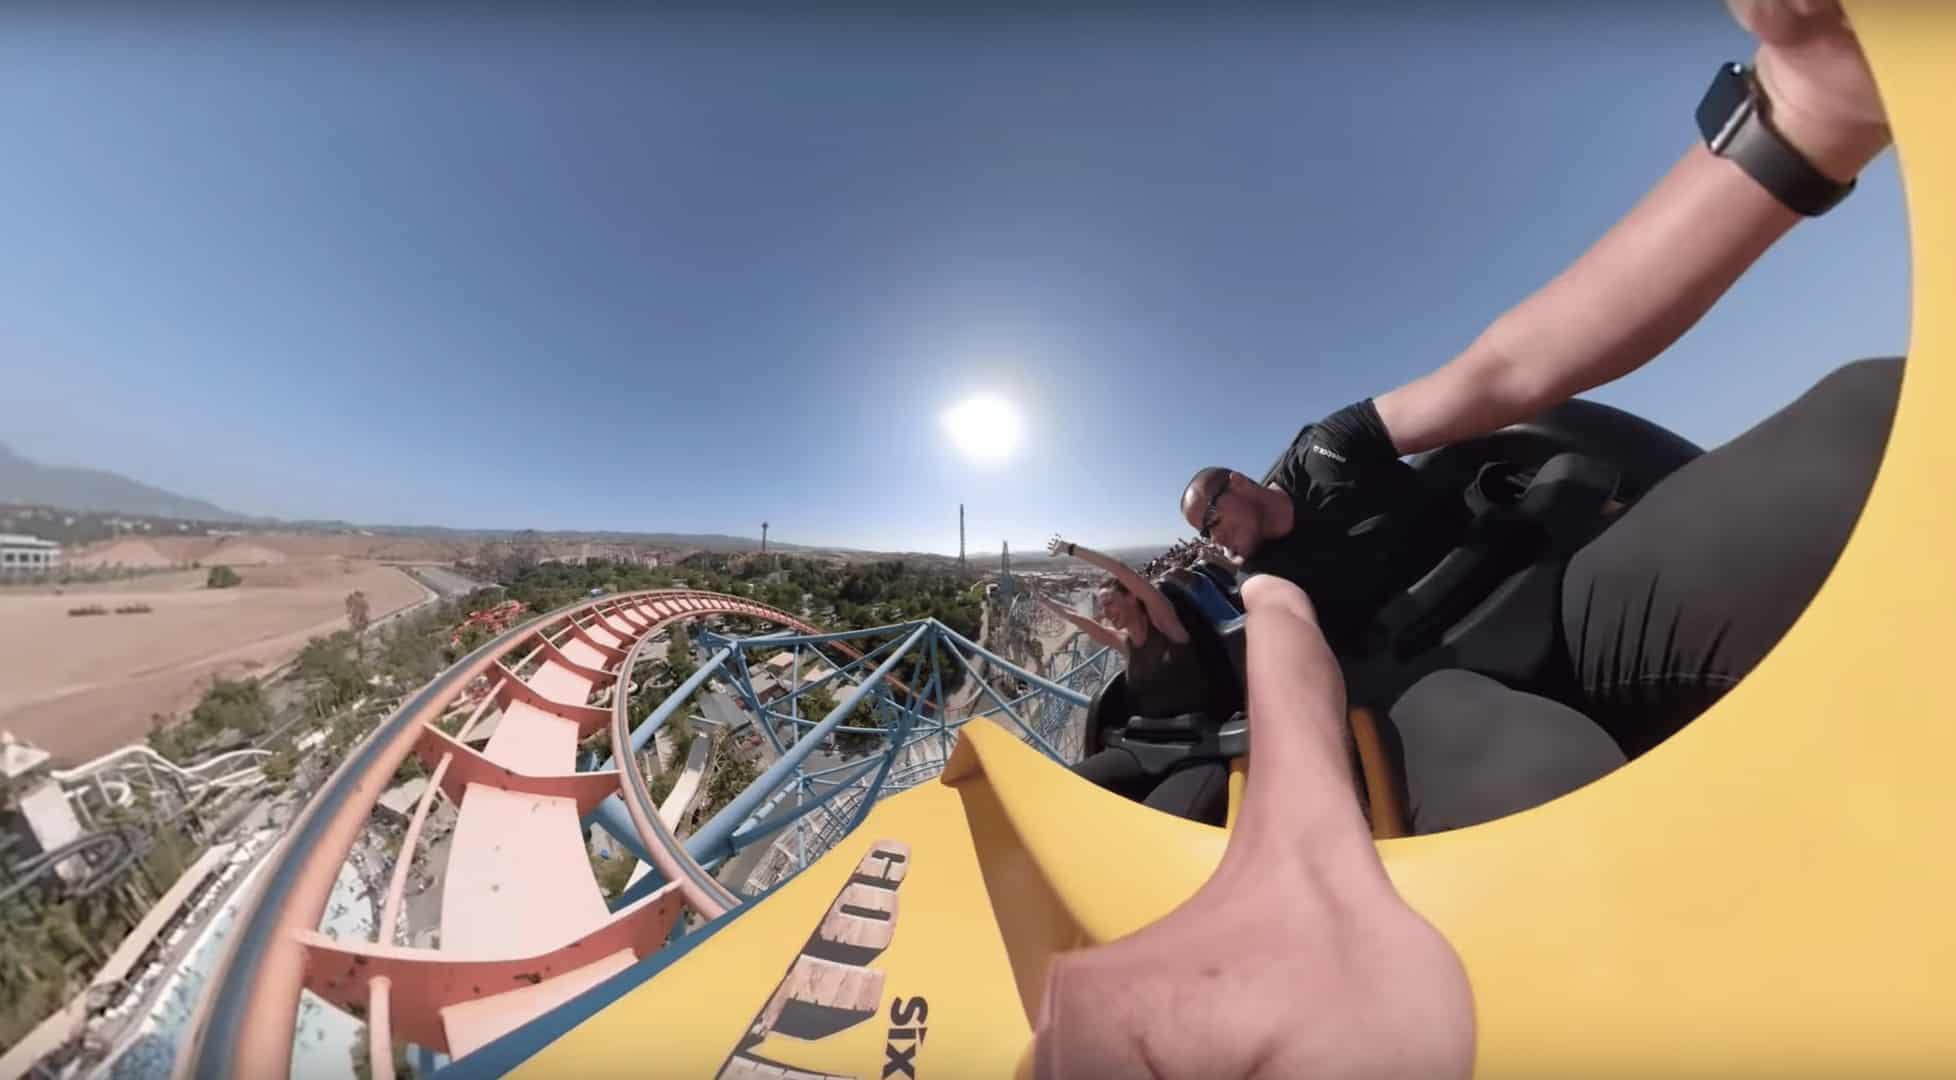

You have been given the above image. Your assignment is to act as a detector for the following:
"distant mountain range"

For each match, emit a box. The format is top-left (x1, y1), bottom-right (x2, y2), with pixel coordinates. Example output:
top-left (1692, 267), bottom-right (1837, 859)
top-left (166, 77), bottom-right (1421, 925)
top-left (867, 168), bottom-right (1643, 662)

top-left (0, 442), bottom-right (245, 522)
top-left (0, 441), bottom-right (1178, 565)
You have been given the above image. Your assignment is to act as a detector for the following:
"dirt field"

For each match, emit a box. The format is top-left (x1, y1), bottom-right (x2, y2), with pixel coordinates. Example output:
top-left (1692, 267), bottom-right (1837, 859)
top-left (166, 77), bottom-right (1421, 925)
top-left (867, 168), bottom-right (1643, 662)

top-left (65, 531), bottom-right (480, 570)
top-left (0, 560), bottom-right (431, 765)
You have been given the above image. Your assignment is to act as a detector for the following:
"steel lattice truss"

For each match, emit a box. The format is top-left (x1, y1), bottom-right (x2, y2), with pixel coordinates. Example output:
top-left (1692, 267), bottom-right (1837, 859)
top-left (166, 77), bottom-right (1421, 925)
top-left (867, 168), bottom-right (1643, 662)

top-left (171, 588), bottom-right (1117, 1079)
top-left (677, 617), bottom-right (1118, 893)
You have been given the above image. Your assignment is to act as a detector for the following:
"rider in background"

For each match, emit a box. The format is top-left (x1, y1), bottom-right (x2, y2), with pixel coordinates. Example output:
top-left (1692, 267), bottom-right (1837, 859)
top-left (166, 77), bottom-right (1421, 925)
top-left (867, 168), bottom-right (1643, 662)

top-left (1037, 536), bottom-right (1230, 824)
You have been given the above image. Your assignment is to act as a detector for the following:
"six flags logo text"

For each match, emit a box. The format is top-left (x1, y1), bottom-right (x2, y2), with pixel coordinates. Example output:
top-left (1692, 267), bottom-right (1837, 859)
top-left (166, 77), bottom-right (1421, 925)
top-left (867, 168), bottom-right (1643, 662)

top-left (716, 840), bottom-right (926, 1080)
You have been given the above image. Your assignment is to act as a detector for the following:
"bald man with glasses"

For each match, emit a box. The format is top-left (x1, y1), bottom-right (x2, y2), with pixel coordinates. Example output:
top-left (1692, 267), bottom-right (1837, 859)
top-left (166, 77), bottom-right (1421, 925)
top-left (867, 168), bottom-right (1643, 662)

top-left (1180, 401), bottom-right (1467, 659)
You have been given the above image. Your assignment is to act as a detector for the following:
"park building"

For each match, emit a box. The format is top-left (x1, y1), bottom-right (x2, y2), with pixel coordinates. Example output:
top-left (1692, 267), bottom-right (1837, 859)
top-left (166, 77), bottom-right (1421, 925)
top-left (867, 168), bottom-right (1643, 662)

top-left (0, 534), bottom-right (60, 577)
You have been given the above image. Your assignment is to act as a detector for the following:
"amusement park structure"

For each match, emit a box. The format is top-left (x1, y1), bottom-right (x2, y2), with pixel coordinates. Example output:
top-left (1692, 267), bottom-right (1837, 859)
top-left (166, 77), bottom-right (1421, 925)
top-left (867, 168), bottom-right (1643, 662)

top-left (160, 587), bottom-right (1115, 1078)
top-left (18, 8), bottom-right (1956, 1076)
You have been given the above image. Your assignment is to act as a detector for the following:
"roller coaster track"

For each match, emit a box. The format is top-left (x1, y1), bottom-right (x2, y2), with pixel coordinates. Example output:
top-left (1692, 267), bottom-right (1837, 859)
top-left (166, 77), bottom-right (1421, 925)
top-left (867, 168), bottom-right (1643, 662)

top-left (172, 587), bottom-right (1114, 1079)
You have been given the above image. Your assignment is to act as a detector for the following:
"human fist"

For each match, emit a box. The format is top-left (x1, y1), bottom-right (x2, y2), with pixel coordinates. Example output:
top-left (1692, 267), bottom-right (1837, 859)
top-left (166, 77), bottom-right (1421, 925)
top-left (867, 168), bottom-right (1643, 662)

top-left (1727, 0), bottom-right (1889, 180)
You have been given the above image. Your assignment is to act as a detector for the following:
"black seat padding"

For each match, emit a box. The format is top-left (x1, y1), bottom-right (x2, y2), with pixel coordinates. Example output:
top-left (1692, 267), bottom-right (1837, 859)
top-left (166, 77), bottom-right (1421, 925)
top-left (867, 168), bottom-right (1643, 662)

top-left (1218, 616), bottom-right (1247, 698)
top-left (1107, 710), bottom-right (1249, 777)
top-left (1345, 452), bottom-right (1618, 709)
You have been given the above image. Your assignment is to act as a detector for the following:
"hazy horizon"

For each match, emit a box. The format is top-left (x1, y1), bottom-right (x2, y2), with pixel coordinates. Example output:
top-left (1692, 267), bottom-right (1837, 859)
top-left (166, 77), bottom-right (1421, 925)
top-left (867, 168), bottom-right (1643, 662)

top-left (1, 5), bottom-right (1911, 556)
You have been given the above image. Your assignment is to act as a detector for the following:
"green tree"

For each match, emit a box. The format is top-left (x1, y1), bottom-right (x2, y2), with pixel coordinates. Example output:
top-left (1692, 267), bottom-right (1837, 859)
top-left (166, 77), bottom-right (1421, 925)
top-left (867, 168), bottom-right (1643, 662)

top-left (345, 590), bottom-right (372, 658)
top-left (665, 717), bottom-right (698, 770)
top-left (189, 678), bottom-right (271, 740)
top-left (587, 850), bottom-right (638, 898)
top-left (666, 622), bottom-right (696, 687)
top-left (798, 682), bottom-right (838, 722)
top-left (206, 565), bottom-right (242, 589)
top-left (261, 749), bottom-right (297, 785)
top-left (147, 713), bottom-right (186, 761)
top-left (703, 730), bottom-right (758, 816)
top-left (296, 633), bottom-right (368, 717)
top-left (834, 695), bottom-right (888, 758)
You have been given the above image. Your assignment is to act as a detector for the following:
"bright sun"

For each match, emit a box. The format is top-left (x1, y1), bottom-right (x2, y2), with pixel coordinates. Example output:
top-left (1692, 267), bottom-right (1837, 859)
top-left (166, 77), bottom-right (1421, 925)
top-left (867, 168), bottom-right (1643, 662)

top-left (942, 394), bottom-right (1023, 463)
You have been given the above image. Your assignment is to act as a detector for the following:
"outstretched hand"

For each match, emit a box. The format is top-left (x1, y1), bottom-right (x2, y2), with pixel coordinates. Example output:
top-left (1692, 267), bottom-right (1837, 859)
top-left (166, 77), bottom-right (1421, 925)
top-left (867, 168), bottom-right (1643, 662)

top-left (1047, 534), bottom-right (1073, 557)
top-left (1023, 575), bottom-right (1474, 1080)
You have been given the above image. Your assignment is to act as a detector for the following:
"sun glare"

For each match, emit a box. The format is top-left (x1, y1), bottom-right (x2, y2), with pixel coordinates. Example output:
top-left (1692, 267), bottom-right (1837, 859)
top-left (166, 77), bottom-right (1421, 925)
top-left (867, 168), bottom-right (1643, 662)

top-left (942, 394), bottom-right (1023, 464)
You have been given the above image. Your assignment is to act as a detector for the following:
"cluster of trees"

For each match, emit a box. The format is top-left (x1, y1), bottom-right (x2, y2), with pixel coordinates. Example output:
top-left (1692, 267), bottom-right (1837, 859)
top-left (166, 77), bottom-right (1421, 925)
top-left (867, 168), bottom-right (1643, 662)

top-left (148, 677), bottom-right (272, 760)
top-left (833, 696), bottom-right (893, 758)
top-left (205, 565), bottom-right (241, 589)
top-left (0, 803), bottom-right (197, 1049)
top-left (150, 591), bottom-right (471, 781)
top-left (666, 621), bottom-right (697, 688)
top-left (467, 548), bottom-right (981, 642)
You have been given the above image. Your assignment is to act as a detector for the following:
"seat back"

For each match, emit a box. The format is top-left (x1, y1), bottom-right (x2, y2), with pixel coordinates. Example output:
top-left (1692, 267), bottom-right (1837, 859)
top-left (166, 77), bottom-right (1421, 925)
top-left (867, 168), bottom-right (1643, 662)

top-left (1345, 452), bottom-right (1619, 709)
top-left (1157, 571), bottom-right (1247, 719)
top-left (1410, 397), bottom-right (1702, 508)
top-left (1189, 559), bottom-right (1244, 612)
top-left (1081, 671), bottom-right (1131, 757)
top-left (1164, 567), bottom-right (1242, 627)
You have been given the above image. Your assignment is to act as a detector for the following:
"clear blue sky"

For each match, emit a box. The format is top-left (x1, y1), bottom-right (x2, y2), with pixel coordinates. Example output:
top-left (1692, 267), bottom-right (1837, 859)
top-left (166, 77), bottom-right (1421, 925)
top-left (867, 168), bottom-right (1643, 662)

top-left (0, 4), bottom-right (1909, 555)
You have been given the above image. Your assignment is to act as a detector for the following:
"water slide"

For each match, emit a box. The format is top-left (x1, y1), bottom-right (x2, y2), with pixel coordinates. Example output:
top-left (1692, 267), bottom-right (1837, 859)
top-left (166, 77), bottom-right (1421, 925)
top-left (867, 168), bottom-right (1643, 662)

top-left (656, 733), bottom-right (711, 833)
top-left (174, 9), bottom-right (1956, 1075)
top-left (53, 744), bottom-right (270, 816)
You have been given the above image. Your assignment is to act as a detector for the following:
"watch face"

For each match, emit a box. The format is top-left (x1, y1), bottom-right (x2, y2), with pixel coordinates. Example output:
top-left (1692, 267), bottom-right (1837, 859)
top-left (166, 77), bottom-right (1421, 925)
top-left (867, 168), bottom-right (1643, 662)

top-left (1696, 62), bottom-right (1753, 153)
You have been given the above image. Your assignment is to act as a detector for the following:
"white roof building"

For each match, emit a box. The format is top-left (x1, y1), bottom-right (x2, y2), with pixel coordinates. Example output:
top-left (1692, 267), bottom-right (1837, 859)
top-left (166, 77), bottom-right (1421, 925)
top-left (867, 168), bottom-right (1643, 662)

top-left (0, 534), bottom-right (60, 576)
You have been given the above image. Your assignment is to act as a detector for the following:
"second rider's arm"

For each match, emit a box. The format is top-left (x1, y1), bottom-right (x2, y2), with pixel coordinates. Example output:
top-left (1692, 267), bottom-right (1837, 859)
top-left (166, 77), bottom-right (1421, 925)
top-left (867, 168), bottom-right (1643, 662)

top-left (1034, 593), bottom-right (1127, 654)
top-left (1048, 536), bottom-right (1191, 644)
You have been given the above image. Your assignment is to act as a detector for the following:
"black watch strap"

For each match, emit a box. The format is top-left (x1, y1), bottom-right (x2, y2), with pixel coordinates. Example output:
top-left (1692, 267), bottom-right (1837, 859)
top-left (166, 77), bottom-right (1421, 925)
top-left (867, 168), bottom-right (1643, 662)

top-left (1701, 62), bottom-right (1855, 217)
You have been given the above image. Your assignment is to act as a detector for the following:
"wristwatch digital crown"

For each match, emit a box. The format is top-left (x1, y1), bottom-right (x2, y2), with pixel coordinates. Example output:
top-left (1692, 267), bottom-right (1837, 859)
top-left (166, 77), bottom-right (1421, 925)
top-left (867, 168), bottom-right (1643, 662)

top-left (1697, 61), bottom-right (1855, 217)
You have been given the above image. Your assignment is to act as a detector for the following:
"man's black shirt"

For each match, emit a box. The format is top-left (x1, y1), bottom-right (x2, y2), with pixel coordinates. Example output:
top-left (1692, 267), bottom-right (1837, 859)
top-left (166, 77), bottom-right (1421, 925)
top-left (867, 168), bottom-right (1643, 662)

top-left (1243, 425), bottom-right (1466, 656)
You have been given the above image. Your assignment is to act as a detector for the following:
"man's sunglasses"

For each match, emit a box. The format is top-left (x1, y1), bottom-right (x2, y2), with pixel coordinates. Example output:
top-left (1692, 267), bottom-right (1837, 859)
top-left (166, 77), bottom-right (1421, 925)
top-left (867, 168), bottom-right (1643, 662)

top-left (1198, 476), bottom-right (1230, 540)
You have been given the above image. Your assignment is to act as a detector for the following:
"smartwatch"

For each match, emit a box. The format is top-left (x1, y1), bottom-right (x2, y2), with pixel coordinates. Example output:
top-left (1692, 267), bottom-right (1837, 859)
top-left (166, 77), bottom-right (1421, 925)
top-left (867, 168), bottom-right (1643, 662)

top-left (1696, 61), bottom-right (1855, 217)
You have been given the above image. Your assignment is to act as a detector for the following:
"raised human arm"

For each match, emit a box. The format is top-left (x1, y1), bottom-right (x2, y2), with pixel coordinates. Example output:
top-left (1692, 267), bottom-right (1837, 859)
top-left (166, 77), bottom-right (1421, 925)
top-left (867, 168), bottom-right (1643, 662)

top-left (1035, 592), bottom-right (1126, 654)
top-left (1372, 5), bottom-right (1890, 456)
top-left (1048, 535), bottom-right (1190, 644)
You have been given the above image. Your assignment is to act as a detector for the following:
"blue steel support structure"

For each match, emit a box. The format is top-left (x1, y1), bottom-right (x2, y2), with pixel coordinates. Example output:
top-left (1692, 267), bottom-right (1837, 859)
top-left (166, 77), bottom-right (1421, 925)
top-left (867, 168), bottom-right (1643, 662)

top-left (598, 614), bottom-right (1105, 911)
